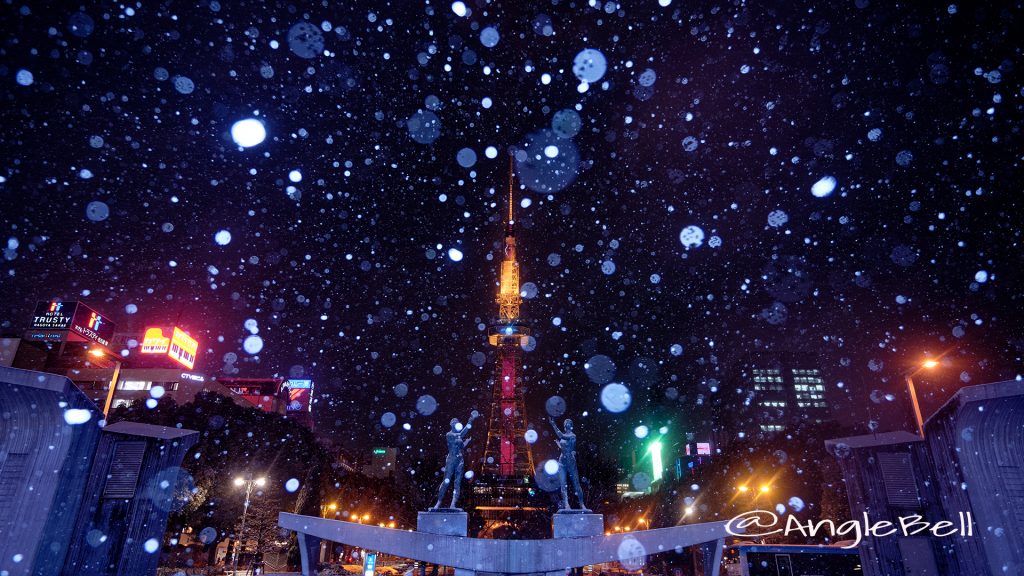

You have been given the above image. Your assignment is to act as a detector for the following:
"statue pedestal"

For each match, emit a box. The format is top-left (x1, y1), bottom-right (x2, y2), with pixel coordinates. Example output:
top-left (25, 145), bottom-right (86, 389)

top-left (552, 511), bottom-right (604, 539)
top-left (547, 512), bottom-right (605, 576)
top-left (417, 509), bottom-right (468, 536)
top-left (418, 510), bottom-right (471, 576)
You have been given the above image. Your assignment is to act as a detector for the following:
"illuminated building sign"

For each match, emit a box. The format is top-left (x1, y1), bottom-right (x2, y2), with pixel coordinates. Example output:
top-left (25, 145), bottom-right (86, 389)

top-left (648, 439), bottom-right (663, 481)
top-left (141, 327), bottom-right (171, 354)
top-left (685, 442), bottom-right (713, 457)
top-left (363, 552), bottom-right (377, 576)
top-left (140, 326), bottom-right (199, 370)
top-left (169, 327), bottom-right (198, 370)
top-left (68, 303), bottom-right (115, 348)
top-left (31, 301), bottom-right (75, 330)
top-left (285, 379), bottom-right (314, 412)
top-left (373, 448), bottom-right (387, 455)
top-left (25, 330), bottom-right (65, 342)
top-left (180, 372), bottom-right (205, 382)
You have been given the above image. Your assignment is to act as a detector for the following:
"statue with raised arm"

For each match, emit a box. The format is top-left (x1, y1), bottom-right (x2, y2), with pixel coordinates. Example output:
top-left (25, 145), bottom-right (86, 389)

top-left (550, 417), bottom-right (589, 512)
top-left (431, 410), bottom-right (480, 510)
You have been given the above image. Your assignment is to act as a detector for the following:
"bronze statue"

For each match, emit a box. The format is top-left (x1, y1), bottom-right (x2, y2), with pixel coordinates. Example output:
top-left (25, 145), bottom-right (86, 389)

top-left (550, 417), bottom-right (589, 511)
top-left (431, 410), bottom-right (480, 510)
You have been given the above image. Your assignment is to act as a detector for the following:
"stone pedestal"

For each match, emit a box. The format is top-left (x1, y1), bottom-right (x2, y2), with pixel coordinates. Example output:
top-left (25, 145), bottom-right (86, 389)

top-left (417, 509), bottom-right (468, 536)
top-left (418, 510), bottom-right (473, 576)
top-left (552, 511), bottom-right (605, 539)
top-left (548, 512), bottom-right (605, 576)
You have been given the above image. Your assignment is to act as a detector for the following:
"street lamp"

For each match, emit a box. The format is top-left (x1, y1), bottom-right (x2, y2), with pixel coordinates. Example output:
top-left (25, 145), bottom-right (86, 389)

top-left (231, 475), bottom-right (267, 576)
top-left (904, 358), bottom-right (941, 437)
top-left (320, 502), bottom-right (340, 562)
top-left (89, 348), bottom-right (122, 419)
top-left (736, 481), bottom-right (772, 543)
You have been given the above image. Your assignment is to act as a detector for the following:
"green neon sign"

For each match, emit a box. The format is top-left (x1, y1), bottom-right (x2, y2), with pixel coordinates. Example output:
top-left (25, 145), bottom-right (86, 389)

top-left (648, 440), bottom-right (663, 481)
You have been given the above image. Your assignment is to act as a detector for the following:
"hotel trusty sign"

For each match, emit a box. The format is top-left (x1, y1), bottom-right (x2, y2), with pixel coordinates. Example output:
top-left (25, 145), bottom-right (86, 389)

top-left (29, 301), bottom-right (116, 349)
top-left (31, 301), bottom-right (74, 330)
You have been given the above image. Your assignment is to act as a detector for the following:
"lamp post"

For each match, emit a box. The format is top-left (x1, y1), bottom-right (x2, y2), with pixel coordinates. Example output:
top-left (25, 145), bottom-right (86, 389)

top-left (232, 475), bottom-right (266, 576)
top-left (736, 482), bottom-right (771, 543)
top-left (321, 503), bottom-right (338, 562)
top-left (904, 359), bottom-right (940, 438)
top-left (89, 348), bottom-right (122, 419)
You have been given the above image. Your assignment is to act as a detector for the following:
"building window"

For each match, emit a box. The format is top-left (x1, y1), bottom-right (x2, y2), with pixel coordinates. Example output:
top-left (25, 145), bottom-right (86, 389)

top-left (119, 380), bottom-right (151, 391)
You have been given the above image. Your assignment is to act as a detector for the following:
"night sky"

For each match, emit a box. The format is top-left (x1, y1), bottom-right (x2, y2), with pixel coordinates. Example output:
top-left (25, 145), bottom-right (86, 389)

top-left (1, 1), bottom-right (1022, 456)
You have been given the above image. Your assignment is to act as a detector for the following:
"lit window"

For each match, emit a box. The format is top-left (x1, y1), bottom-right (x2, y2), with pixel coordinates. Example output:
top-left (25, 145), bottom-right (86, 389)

top-left (119, 380), bottom-right (151, 391)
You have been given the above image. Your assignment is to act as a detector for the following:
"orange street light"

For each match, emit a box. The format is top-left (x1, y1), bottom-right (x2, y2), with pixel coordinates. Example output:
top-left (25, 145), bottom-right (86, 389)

top-left (905, 358), bottom-right (941, 437)
top-left (759, 485), bottom-right (771, 494)
top-left (90, 348), bottom-right (122, 418)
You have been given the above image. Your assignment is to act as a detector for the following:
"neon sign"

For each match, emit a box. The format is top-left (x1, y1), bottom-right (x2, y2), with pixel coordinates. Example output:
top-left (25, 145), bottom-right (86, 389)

top-left (169, 327), bottom-right (198, 370)
top-left (69, 303), bottom-right (115, 348)
top-left (141, 327), bottom-right (171, 354)
top-left (31, 301), bottom-right (75, 330)
top-left (141, 326), bottom-right (199, 369)
top-left (285, 379), bottom-right (314, 412)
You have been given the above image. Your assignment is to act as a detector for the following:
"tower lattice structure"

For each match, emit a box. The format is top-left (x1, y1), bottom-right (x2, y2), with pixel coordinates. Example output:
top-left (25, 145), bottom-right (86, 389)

top-left (472, 160), bottom-right (541, 538)
top-left (480, 162), bottom-right (535, 479)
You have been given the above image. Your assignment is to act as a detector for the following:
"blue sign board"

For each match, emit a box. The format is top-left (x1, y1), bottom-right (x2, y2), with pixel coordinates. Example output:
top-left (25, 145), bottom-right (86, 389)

top-left (363, 552), bottom-right (377, 576)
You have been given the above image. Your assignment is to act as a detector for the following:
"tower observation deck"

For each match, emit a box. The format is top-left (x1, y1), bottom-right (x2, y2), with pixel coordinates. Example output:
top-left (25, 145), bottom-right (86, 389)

top-left (473, 158), bottom-right (541, 538)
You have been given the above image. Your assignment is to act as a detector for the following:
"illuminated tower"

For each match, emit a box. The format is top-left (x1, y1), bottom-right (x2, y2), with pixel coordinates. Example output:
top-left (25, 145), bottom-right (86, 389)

top-left (481, 164), bottom-right (535, 478)
top-left (473, 160), bottom-right (539, 537)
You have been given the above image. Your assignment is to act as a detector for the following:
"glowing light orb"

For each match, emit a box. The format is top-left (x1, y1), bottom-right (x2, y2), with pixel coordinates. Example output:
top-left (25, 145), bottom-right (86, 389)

top-left (231, 118), bottom-right (267, 148)
top-left (811, 176), bottom-right (837, 197)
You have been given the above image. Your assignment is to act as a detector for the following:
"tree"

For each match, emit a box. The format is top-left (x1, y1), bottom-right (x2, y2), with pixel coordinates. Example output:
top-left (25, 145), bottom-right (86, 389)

top-left (236, 497), bottom-right (284, 563)
top-left (110, 391), bottom-right (332, 567)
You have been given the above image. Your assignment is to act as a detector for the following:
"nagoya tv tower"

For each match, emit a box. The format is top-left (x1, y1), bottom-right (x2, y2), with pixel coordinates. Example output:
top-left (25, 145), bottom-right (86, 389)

top-left (473, 158), bottom-right (540, 538)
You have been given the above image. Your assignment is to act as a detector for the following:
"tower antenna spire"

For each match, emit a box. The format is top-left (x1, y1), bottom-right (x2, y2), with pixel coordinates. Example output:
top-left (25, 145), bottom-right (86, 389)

top-left (508, 153), bottom-right (514, 224)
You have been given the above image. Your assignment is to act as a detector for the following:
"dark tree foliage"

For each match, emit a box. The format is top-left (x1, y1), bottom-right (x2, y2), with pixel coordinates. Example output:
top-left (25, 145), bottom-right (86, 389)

top-left (110, 392), bottom-right (331, 550)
